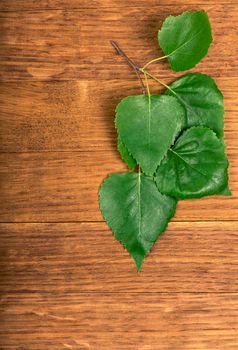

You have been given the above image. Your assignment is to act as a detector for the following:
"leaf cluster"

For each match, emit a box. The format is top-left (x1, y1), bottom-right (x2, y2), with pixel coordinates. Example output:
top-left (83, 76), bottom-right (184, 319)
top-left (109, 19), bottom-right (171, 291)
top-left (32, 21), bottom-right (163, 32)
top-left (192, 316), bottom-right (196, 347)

top-left (99, 11), bottom-right (230, 271)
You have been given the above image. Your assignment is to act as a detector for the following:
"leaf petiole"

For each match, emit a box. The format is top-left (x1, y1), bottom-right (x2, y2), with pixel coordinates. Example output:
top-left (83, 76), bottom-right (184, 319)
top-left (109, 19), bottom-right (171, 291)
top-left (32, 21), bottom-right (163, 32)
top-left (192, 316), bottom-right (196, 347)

top-left (142, 55), bottom-right (167, 70)
top-left (143, 69), bottom-right (151, 97)
top-left (140, 68), bottom-right (171, 92)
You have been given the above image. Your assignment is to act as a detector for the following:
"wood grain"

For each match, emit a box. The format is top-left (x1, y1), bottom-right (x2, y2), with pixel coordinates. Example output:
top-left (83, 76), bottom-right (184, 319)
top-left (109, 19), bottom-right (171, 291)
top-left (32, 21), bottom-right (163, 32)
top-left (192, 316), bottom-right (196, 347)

top-left (0, 151), bottom-right (237, 222)
top-left (1, 0), bottom-right (238, 348)
top-left (0, 78), bottom-right (237, 152)
top-left (1, 0), bottom-right (238, 11)
top-left (0, 222), bottom-right (238, 293)
top-left (0, 293), bottom-right (237, 349)
top-left (1, 331), bottom-right (238, 350)
top-left (0, 5), bottom-right (237, 80)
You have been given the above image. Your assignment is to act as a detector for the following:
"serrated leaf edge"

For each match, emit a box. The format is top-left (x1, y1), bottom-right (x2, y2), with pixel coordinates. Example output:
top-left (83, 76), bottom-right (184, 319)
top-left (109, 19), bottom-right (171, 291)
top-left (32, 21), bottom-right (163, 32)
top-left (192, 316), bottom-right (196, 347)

top-left (117, 135), bottom-right (137, 170)
top-left (98, 172), bottom-right (177, 271)
top-left (115, 94), bottom-right (186, 176)
top-left (164, 73), bottom-right (224, 138)
top-left (158, 11), bottom-right (213, 72)
top-left (155, 126), bottom-right (230, 199)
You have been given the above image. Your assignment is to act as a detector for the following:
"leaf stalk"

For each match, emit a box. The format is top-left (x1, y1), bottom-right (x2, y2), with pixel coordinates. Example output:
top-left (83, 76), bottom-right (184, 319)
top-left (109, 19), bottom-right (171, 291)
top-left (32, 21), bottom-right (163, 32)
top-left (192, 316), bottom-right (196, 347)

top-left (142, 55), bottom-right (167, 70)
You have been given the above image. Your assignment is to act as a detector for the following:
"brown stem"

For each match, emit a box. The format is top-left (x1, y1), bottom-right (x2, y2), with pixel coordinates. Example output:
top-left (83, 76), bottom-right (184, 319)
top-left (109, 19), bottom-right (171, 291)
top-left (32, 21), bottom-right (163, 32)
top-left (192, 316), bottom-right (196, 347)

top-left (110, 40), bottom-right (146, 95)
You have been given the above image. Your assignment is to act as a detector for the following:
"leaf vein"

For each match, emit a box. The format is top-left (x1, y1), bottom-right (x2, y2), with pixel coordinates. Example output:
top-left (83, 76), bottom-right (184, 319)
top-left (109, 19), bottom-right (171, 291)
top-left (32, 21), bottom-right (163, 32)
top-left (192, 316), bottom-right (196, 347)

top-left (167, 26), bottom-right (206, 58)
top-left (169, 148), bottom-right (207, 177)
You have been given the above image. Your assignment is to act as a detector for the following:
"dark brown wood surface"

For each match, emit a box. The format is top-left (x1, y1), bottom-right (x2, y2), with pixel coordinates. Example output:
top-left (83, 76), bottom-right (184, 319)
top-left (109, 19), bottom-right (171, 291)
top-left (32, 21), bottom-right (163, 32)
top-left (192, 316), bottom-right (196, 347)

top-left (0, 0), bottom-right (237, 349)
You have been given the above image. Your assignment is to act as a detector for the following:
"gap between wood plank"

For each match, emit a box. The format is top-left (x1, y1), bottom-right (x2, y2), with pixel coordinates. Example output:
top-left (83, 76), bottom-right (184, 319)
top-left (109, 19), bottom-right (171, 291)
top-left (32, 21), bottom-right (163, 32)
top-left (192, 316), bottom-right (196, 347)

top-left (1, 220), bottom-right (238, 224)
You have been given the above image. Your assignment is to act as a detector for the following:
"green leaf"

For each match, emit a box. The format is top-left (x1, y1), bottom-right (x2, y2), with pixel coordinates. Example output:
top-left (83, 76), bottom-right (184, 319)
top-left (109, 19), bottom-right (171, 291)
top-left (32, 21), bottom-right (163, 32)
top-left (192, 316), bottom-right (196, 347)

top-left (116, 95), bottom-right (185, 175)
top-left (158, 11), bottom-right (212, 71)
top-left (218, 140), bottom-right (231, 195)
top-left (99, 172), bottom-right (177, 271)
top-left (155, 127), bottom-right (229, 199)
top-left (164, 73), bottom-right (230, 194)
top-left (219, 185), bottom-right (232, 196)
top-left (165, 73), bottom-right (224, 138)
top-left (164, 73), bottom-right (230, 195)
top-left (117, 135), bottom-right (137, 170)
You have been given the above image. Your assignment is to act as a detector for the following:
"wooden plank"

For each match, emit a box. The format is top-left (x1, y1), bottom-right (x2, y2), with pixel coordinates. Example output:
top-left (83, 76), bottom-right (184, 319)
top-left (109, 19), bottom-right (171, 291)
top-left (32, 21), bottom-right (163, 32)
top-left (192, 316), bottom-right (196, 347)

top-left (0, 79), bottom-right (119, 152)
top-left (0, 5), bottom-right (237, 80)
top-left (1, 2), bottom-right (237, 349)
top-left (0, 151), bottom-right (237, 222)
top-left (1, 331), bottom-right (238, 350)
top-left (0, 292), bottom-right (237, 349)
top-left (0, 78), bottom-right (237, 152)
top-left (1, 0), bottom-right (237, 11)
top-left (0, 222), bottom-right (237, 292)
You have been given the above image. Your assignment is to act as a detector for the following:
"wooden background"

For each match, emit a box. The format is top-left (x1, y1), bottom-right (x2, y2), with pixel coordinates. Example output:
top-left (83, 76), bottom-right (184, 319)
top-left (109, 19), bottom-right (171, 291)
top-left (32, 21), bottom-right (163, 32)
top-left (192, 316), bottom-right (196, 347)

top-left (0, 0), bottom-right (238, 349)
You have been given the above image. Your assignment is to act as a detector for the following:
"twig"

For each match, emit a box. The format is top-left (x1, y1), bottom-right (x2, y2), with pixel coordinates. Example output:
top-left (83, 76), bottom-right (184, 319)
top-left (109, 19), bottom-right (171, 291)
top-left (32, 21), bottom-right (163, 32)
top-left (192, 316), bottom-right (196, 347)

top-left (110, 40), bottom-right (146, 95)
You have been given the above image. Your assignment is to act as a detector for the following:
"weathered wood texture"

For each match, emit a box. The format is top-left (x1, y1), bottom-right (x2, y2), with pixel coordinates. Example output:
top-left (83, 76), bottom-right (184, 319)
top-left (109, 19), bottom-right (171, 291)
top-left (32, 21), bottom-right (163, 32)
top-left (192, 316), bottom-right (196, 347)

top-left (0, 292), bottom-right (237, 350)
top-left (0, 78), bottom-right (237, 152)
top-left (1, 0), bottom-right (238, 11)
top-left (0, 5), bottom-right (237, 80)
top-left (0, 79), bottom-right (237, 222)
top-left (0, 1), bottom-right (238, 349)
top-left (0, 151), bottom-right (237, 222)
top-left (0, 222), bottom-right (238, 292)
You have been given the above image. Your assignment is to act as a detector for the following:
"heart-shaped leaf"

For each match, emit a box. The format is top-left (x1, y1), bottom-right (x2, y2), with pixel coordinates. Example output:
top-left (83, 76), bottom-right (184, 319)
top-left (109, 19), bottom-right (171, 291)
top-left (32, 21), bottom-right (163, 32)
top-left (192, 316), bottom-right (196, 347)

top-left (117, 135), bottom-right (137, 170)
top-left (99, 172), bottom-right (177, 271)
top-left (164, 73), bottom-right (231, 195)
top-left (165, 73), bottom-right (224, 138)
top-left (158, 11), bottom-right (212, 71)
top-left (116, 95), bottom-right (185, 175)
top-left (155, 127), bottom-right (229, 199)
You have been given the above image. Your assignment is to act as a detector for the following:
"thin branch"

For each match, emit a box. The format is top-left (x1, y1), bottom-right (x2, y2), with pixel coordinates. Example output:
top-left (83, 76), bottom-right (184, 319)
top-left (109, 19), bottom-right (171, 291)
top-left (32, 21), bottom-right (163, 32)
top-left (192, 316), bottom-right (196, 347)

top-left (110, 40), bottom-right (139, 72)
top-left (110, 40), bottom-right (146, 95)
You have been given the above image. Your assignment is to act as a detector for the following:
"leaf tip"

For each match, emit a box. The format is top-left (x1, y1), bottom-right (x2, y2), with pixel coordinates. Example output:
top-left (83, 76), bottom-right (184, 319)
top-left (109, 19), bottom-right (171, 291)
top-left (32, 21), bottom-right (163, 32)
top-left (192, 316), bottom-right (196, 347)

top-left (133, 254), bottom-right (144, 272)
top-left (219, 185), bottom-right (232, 196)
